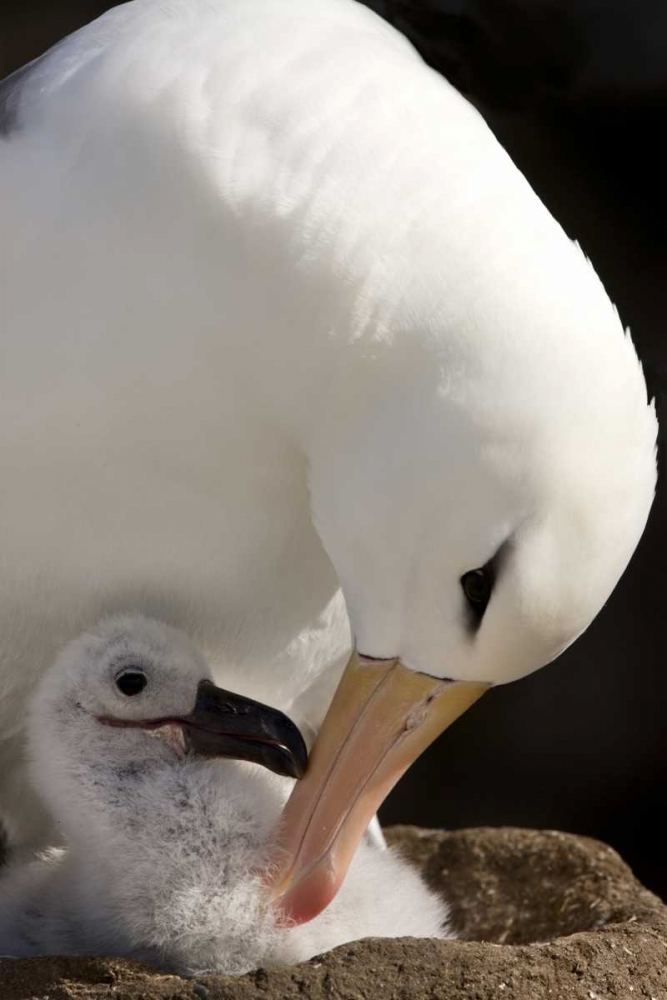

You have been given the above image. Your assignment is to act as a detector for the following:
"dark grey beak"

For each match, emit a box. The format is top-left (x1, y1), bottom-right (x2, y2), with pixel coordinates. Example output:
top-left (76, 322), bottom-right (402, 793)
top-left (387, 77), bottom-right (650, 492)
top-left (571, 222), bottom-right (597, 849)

top-left (181, 679), bottom-right (308, 779)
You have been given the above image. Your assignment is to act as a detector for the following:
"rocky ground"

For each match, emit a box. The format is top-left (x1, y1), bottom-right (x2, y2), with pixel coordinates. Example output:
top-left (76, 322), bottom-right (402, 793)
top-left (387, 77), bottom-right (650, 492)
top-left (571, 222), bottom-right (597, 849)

top-left (1, 826), bottom-right (666, 1000)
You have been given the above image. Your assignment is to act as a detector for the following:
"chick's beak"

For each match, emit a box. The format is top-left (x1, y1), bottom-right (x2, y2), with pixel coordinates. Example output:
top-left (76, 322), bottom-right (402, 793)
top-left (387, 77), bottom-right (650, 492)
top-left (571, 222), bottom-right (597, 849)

top-left (182, 679), bottom-right (308, 779)
top-left (266, 651), bottom-right (488, 924)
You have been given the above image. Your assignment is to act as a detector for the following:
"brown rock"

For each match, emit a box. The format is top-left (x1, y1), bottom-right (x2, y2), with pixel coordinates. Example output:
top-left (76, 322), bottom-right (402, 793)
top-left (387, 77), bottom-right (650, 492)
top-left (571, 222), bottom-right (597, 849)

top-left (1, 826), bottom-right (666, 1000)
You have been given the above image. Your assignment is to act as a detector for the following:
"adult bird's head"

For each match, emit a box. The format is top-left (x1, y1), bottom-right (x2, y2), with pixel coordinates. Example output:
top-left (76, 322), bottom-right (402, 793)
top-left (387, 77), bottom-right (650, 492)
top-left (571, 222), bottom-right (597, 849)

top-left (269, 222), bottom-right (658, 925)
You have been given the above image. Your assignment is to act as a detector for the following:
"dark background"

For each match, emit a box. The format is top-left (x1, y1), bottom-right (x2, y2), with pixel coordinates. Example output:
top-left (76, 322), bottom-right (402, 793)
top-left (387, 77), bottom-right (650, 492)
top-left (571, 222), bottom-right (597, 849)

top-left (2, 0), bottom-right (666, 897)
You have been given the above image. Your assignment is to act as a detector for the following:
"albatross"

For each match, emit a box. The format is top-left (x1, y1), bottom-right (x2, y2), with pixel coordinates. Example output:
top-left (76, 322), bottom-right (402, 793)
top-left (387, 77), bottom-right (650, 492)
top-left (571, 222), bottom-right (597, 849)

top-left (0, 0), bottom-right (657, 925)
top-left (0, 615), bottom-right (447, 974)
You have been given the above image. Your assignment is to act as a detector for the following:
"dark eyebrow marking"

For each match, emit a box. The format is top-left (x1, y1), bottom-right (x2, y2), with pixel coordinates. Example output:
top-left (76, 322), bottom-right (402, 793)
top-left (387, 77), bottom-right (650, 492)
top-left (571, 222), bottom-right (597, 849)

top-left (490, 536), bottom-right (511, 579)
top-left (463, 537), bottom-right (511, 635)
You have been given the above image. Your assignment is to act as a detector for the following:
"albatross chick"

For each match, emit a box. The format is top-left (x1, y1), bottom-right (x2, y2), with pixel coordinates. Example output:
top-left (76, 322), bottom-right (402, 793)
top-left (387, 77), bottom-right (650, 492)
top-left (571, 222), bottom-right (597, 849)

top-left (0, 615), bottom-right (447, 976)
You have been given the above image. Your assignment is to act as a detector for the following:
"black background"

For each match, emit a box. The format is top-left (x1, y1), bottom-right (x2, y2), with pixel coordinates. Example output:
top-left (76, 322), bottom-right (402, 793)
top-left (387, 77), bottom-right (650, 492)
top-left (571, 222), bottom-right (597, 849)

top-left (2, 0), bottom-right (666, 898)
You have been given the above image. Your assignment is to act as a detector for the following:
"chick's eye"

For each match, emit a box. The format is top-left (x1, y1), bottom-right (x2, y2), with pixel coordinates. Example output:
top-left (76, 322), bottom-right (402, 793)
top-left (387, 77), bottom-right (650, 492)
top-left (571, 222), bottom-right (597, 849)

top-left (115, 670), bottom-right (147, 696)
top-left (461, 568), bottom-right (492, 612)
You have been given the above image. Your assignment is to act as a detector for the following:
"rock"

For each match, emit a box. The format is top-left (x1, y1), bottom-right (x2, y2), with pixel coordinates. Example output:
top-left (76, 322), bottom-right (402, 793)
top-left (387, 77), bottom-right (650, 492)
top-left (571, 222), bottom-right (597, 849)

top-left (1, 826), bottom-right (666, 1000)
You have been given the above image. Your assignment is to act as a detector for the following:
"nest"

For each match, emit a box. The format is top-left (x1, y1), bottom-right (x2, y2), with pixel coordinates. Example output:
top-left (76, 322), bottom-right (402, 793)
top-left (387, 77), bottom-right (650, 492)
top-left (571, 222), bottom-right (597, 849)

top-left (1, 826), bottom-right (665, 999)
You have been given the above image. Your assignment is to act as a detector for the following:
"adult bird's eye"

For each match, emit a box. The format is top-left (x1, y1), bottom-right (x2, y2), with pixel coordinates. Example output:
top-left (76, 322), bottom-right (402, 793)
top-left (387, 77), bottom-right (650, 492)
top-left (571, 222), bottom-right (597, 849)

top-left (461, 568), bottom-right (493, 614)
top-left (115, 670), bottom-right (148, 696)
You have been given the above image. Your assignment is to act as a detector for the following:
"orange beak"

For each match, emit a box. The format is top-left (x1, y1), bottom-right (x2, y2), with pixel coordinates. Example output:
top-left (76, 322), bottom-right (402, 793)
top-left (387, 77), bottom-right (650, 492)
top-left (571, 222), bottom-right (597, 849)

top-left (267, 651), bottom-right (488, 925)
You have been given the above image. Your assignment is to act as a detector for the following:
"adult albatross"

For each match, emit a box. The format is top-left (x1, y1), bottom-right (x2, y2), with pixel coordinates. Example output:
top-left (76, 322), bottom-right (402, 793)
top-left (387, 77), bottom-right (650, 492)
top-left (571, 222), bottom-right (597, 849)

top-left (0, 0), bottom-right (657, 924)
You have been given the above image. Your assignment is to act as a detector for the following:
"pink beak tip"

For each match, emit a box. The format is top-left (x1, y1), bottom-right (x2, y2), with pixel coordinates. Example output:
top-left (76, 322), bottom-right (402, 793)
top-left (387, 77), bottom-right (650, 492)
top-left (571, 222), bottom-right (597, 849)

top-left (272, 862), bottom-right (341, 927)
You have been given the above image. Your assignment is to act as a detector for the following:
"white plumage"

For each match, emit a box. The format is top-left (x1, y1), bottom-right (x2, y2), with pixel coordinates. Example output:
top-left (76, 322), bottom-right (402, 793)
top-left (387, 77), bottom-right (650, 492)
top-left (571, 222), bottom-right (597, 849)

top-left (0, 0), bottom-right (657, 902)
top-left (0, 615), bottom-right (447, 975)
